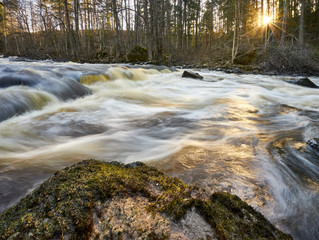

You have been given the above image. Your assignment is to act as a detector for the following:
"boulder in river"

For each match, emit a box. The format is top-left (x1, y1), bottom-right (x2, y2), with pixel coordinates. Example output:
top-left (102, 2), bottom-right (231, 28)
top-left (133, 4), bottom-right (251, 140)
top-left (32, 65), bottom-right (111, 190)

top-left (126, 45), bottom-right (148, 63)
top-left (0, 160), bottom-right (292, 240)
top-left (0, 72), bottom-right (92, 100)
top-left (0, 89), bottom-right (56, 122)
top-left (307, 138), bottom-right (319, 152)
top-left (182, 70), bottom-right (203, 79)
top-left (286, 77), bottom-right (319, 88)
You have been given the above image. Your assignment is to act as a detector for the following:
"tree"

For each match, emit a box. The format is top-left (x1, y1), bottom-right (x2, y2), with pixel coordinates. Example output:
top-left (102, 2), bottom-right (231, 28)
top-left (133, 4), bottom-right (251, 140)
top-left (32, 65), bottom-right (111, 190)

top-left (299, 0), bottom-right (305, 48)
top-left (232, 0), bottom-right (240, 63)
top-left (0, 0), bottom-right (317, 64)
top-left (111, 0), bottom-right (121, 58)
top-left (64, 0), bottom-right (75, 57)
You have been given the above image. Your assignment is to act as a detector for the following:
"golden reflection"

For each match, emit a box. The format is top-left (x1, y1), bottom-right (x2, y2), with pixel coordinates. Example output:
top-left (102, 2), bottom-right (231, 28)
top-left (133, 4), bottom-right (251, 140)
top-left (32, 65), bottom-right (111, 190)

top-left (108, 67), bottom-right (148, 81)
top-left (150, 142), bottom-right (266, 206)
top-left (216, 96), bottom-right (259, 125)
top-left (79, 74), bottom-right (110, 85)
top-left (149, 95), bottom-right (271, 207)
top-left (293, 142), bottom-right (306, 151)
top-left (305, 178), bottom-right (319, 192)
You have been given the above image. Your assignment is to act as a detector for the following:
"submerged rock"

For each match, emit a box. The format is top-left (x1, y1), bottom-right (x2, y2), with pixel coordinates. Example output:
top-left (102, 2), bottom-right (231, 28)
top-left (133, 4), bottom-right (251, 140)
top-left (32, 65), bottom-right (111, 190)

top-left (0, 89), bottom-right (56, 122)
top-left (286, 77), bottom-right (319, 88)
top-left (0, 160), bottom-right (292, 240)
top-left (0, 72), bottom-right (92, 100)
top-left (182, 71), bottom-right (203, 79)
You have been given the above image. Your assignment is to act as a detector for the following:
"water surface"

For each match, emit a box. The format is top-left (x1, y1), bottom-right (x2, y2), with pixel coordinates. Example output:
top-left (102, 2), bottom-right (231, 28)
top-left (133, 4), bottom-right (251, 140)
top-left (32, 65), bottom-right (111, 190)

top-left (0, 58), bottom-right (319, 239)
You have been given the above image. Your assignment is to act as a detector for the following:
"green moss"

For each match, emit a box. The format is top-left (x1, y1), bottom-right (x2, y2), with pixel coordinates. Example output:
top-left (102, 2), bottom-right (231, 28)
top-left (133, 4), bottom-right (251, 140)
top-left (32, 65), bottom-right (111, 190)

top-left (126, 45), bottom-right (148, 62)
top-left (0, 160), bottom-right (292, 240)
top-left (192, 193), bottom-right (292, 240)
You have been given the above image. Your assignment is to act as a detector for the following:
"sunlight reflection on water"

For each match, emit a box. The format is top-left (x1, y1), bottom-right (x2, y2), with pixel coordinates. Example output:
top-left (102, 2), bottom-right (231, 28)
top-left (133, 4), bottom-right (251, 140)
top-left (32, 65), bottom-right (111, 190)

top-left (0, 59), bottom-right (319, 239)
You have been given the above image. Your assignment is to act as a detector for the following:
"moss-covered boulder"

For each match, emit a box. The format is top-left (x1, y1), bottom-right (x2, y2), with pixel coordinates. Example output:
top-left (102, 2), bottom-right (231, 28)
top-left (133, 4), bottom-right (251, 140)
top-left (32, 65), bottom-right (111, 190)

top-left (0, 160), bottom-right (292, 240)
top-left (126, 45), bottom-right (148, 63)
top-left (233, 51), bottom-right (257, 65)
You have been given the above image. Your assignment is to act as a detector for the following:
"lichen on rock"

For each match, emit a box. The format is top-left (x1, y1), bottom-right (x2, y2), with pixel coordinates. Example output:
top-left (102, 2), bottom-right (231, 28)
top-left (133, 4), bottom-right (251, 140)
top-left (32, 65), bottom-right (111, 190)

top-left (0, 160), bottom-right (292, 240)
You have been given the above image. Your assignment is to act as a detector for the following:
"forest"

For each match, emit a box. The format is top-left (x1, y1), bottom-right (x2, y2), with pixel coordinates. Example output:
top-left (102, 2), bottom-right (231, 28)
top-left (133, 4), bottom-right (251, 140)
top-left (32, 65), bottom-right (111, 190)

top-left (0, 0), bottom-right (319, 74)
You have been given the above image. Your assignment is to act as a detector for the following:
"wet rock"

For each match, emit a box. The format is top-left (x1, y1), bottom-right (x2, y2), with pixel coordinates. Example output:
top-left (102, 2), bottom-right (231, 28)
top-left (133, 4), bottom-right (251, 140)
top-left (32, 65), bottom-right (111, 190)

top-left (0, 75), bottom-right (37, 88)
top-left (0, 72), bottom-right (92, 100)
top-left (225, 69), bottom-right (234, 74)
top-left (0, 90), bottom-right (55, 122)
top-left (0, 160), bottom-right (292, 240)
top-left (232, 68), bottom-right (243, 74)
top-left (264, 71), bottom-right (278, 76)
top-left (125, 161), bottom-right (146, 169)
top-left (182, 71), bottom-right (203, 79)
top-left (307, 138), bottom-right (319, 152)
top-left (287, 78), bottom-right (319, 88)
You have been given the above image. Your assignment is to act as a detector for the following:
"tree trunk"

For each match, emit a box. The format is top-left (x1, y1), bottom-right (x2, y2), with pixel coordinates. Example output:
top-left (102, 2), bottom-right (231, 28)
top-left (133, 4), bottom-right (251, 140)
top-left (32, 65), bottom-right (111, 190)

top-left (74, 0), bottom-right (80, 56)
top-left (195, 0), bottom-right (200, 48)
top-left (232, 0), bottom-right (240, 63)
top-left (299, 0), bottom-right (305, 48)
top-left (143, 0), bottom-right (152, 61)
top-left (87, 0), bottom-right (91, 54)
top-left (64, 0), bottom-right (75, 58)
top-left (112, 0), bottom-right (121, 58)
top-left (133, 0), bottom-right (139, 46)
top-left (124, 0), bottom-right (131, 49)
top-left (177, 0), bottom-right (183, 48)
top-left (165, 0), bottom-right (171, 48)
top-left (281, 0), bottom-right (289, 44)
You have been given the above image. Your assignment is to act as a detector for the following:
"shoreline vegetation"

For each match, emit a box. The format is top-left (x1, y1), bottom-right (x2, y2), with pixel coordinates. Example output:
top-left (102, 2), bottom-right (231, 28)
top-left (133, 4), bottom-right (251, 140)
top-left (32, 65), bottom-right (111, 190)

top-left (3, 42), bottom-right (319, 77)
top-left (1, 0), bottom-right (319, 77)
top-left (0, 160), bottom-right (292, 240)
top-left (73, 44), bottom-right (319, 77)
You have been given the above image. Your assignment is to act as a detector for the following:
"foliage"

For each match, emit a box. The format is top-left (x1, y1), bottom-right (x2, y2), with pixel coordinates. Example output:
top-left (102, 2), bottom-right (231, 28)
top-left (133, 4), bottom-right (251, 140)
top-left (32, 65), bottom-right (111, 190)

top-left (0, 0), bottom-right (318, 72)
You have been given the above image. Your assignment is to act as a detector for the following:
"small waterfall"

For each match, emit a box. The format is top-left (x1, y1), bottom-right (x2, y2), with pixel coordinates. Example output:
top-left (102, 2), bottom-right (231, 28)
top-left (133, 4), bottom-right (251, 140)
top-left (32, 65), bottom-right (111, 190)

top-left (0, 59), bottom-right (318, 239)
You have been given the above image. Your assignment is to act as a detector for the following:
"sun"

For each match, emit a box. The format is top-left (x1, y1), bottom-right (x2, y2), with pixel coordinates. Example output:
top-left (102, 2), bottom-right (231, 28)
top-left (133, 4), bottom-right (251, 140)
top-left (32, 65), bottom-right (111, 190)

top-left (262, 15), bottom-right (272, 25)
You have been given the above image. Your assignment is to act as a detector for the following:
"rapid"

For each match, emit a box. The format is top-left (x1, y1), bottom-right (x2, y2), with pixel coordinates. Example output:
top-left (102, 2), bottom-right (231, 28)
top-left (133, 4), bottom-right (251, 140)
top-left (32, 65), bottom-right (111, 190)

top-left (0, 57), bottom-right (319, 239)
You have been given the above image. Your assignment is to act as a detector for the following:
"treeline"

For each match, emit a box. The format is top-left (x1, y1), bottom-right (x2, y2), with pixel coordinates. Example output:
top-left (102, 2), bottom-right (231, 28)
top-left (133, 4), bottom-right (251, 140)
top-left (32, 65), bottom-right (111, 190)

top-left (0, 0), bottom-right (318, 67)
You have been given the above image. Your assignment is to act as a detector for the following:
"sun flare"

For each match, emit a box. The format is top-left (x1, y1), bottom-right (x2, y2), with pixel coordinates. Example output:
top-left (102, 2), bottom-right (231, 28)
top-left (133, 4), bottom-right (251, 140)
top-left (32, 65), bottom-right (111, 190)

top-left (262, 15), bottom-right (272, 25)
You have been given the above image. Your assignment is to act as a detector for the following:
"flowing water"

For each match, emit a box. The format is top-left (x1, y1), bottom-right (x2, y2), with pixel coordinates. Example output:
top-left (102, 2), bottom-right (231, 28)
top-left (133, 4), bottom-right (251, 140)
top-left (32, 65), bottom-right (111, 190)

top-left (0, 57), bottom-right (319, 239)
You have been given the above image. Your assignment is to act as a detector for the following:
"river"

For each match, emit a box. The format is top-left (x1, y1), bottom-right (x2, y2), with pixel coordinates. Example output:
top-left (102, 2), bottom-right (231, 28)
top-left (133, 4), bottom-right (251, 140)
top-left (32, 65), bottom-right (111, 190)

top-left (0, 57), bottom-right (318, 239)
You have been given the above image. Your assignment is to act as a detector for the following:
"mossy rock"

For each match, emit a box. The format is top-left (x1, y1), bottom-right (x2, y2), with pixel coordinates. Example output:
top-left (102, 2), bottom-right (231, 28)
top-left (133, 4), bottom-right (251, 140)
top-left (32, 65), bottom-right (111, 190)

top-left (0, 160), bottom-right (292, 240)
top-left (126, 45), bottom-right (148, 63)
top-left (234, 51), bottom-right (257, 65)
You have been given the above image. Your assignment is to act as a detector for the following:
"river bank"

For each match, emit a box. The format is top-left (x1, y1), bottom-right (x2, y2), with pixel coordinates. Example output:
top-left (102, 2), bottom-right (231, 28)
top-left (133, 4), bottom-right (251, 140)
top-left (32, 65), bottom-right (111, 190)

top-left (3, 43), bottom-right (319, 77)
